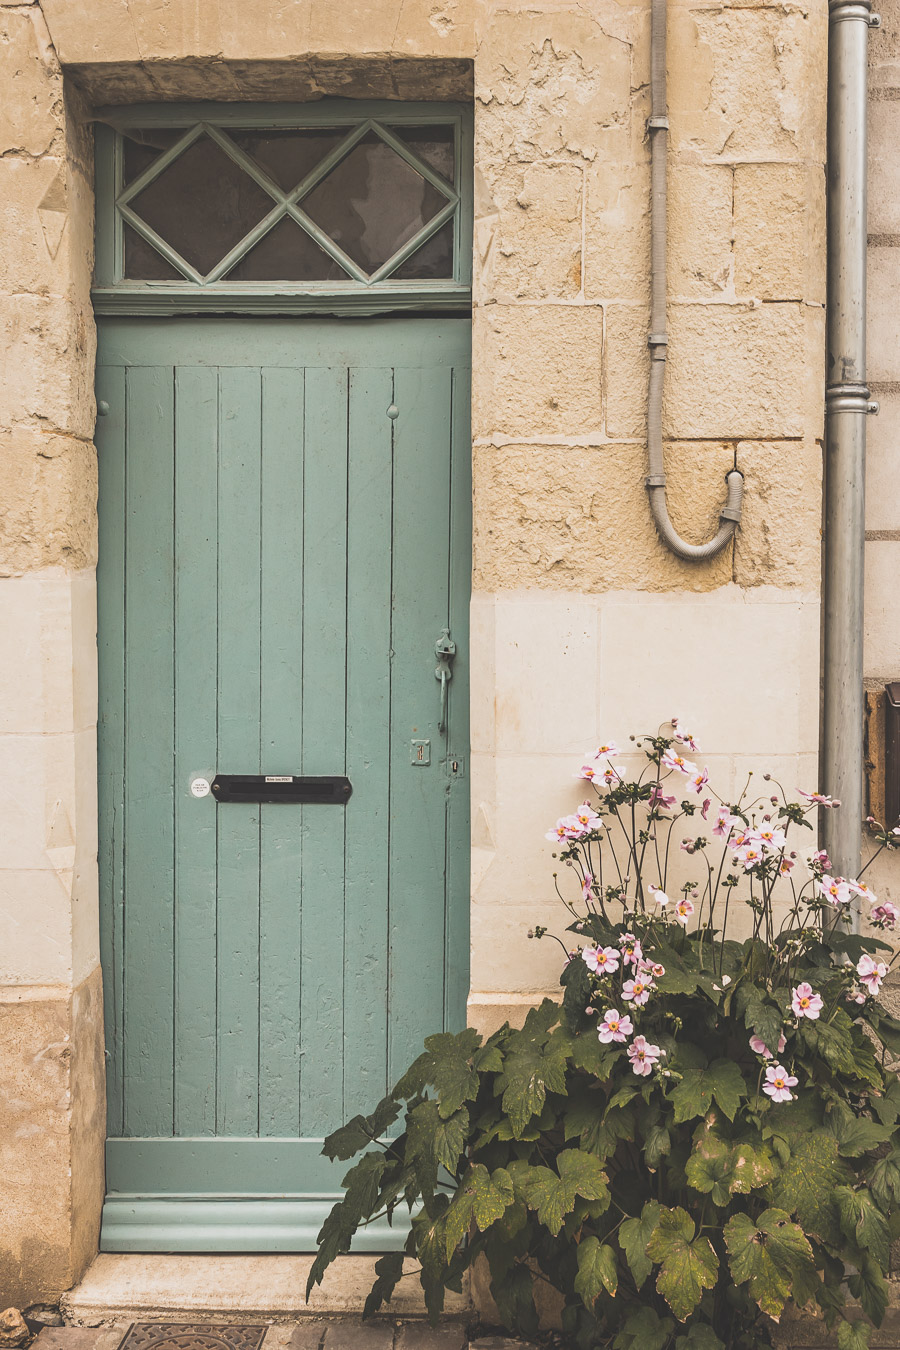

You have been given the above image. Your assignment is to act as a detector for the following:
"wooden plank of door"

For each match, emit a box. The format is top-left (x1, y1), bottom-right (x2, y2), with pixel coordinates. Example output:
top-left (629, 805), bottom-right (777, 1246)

top-left (216, 367), bottom-right (263, 1136)
top-left (298, 365), bottom-right (349, 1137)
top-left (173, 365), bottom-right (219, 1135)
top-left (445, 364), bottom-right (472, 1031)
top-left (258, 367), bottom-right (305, 1137)
top-left (123, 365), bottom-right (176, 1136)
top-left (388, 364), bottom-right (454, 1084)
top-left (96, 361), bottom-right (126, 1137)
top-left (342, 366), bottom-right (393, 1119)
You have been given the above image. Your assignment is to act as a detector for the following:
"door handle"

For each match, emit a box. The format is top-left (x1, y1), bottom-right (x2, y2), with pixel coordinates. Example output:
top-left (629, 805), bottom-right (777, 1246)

top-left (434, 627), bottom-right (457, 734)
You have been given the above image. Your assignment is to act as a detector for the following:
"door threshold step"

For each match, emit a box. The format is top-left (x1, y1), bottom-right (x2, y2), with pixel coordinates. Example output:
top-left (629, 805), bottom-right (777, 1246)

top-left (60, 1256), bottom-right (472, 1326)
top-left (35, 1327), bottom-right (519, 1350)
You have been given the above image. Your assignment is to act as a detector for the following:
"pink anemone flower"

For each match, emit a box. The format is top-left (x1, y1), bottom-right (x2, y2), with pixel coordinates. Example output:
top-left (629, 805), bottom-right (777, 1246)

top-left (763, 1064), bottom-right (798, 1103)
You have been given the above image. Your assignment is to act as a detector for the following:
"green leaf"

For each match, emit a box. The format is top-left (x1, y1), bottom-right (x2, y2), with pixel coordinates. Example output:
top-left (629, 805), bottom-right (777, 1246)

top-left (837, 1321), bottom-right (870, 1350)
top-left (509, 1148), bottom-right (609, 1236)
top-left (836, 1186), bottom-right (891, 1269)
top-left (868, 1147), bottom-right (900, 1211)
top-left (872, 1010), bottom-right (900, 1058)
top-left (362, 1251), bottom-right (405, 1318)
top-left (771, 1130), bottom-right (852, 1244)
top-left (724, 1208), bottom-right (814, 1318)
top-left (675, 1327), bottom-right (726, 1350)
top-left (671, 1059), bottom-right (746, 1123)
top-left (575, 1236), bottom-right (618, 1307)
top-left (491, 1262), bottom-right (538, 1337)
top-left (306, 1152), bottom-right (388, 1296)
top-left (497, 1023), bottom-right (570, 1137)
top-left (406, 1100), bottom-right (469, 1191)
top-left (847, 1252), bottom-right (889, 1326)
top-left (619, 1199), bottom-right (660, 1291)
top-left (393, 1028), bottom-right (482, 1117)
top-left (613, 1306), bottom-right (675, 1350)
top-left (646, 1205), bottom-right (719, 1322)
top-left (322, 1095), bottom-right (402, 1160)
top-left (743, 988), bottom-right (784, 1053)
top-left (469, 1163), bottom-right (515, 1231)
top-left (686, 1120), bottom-right (775, 1205)
top-left (826, 1102), bottom-right (892, 1157)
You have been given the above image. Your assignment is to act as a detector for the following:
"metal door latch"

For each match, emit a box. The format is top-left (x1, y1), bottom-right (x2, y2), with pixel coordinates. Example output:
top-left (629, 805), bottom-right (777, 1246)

top-left (434, 627), bottom-right (457, 734)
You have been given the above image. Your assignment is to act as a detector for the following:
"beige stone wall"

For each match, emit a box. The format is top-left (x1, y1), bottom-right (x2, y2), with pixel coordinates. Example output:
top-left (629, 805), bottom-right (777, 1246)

top-left (864, 0), bottom-right (900, 915)
top-left (0, 0), bottom-right (828, 1303)
top-left (468, 0), bottom-right (827, 1012)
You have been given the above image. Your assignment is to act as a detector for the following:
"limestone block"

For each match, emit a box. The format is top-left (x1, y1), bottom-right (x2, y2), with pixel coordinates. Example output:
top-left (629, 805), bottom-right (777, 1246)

top-left (0, 571), bottom-right (96, 738)
top-left (475, 8), bottom-right (633, 167)
top-left (868, 101), bottom-right (900, 235)
top-left (492, 595), bottom-right (599, 753)
top-left (0, 9), bottom-right (63, 158)
top-left (472, 304), bottom-right (604, 439)
top-left (668, 164), bottom-right (734, 298)
top-left (668, 6), bottom-right (827, 163)
top-left (0, 430), bottom-right (98, 573)
top-left (40, 0), bottom-right (475, 65)
top-left (479, 162), bottom-right (584, 301)
top-left (0, 968), bottom-right (105, 1308)
top-left (597, 591), bottom-right (820, 757)
top-left (866, 391), bottom-right (900, 534)
top-left (472, 441), bottom-right (736, 592)
top-left (733, 439), bottom-right (823, 590)
top-left (734, 163), bottom-right (826, 304)
top-left (0, 296), bottom-right (96, 441)
top-left (469, 594), bottom-right (496, 755)
top-left (583, 157), bottom-right (650, 303)
top-left (869, 0), bottom-right (900, 88)
top-left (605, 301), bottom-right (823, 440)
top-left (868, 247), bottom-right (900, 383)
top-left (865, 541), bottom-right (900, 676)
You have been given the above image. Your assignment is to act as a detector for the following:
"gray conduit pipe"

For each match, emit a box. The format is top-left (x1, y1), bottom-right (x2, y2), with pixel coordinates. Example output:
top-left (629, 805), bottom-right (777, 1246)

top-left (647, 0), bottom-right (745, 560)
top-left (824, 0), bottom-right (879, 912)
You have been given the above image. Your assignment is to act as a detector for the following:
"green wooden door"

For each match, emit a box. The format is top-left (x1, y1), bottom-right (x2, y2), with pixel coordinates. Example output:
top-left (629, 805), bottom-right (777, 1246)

top-left (96, 316), bottom-right (470, 1251)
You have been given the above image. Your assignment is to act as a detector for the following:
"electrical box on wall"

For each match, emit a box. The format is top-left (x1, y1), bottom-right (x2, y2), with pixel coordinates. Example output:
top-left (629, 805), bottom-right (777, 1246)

top-left (865, 685), bottom-right (900, 829)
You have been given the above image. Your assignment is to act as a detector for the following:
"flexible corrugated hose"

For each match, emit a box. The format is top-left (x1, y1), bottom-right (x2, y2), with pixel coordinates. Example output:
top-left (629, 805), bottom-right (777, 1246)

top-left (646, 0), bottom-right (744, 560)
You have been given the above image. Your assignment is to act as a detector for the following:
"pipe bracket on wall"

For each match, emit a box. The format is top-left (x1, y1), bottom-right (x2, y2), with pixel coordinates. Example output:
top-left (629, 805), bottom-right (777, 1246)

top-left (643, 0), bottom-right (745, 562)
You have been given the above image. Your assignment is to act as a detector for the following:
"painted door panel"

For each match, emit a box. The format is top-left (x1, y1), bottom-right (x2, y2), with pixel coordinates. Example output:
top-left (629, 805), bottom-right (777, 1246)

top-left (96, 317), bottom-right (470, 1250)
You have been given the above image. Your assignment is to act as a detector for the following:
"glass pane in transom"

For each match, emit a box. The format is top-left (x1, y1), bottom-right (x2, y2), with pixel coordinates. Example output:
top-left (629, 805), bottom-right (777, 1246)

top-left (123, 224), bottom-right (186, 280)
top-left (122, 128), bottom-right (190, 186)
top-left (302, 130), bottom-right (449, 274)
top-left (391, 219), bottom-right (454, 279)
top-left (393, 126), bottom-right (455, 185)
top-left (229, 129), bottom-right (348, 193)
top-left (129, 134), bottom-right (276, 275)
top-left (226, 216), bottom-right (350, 281)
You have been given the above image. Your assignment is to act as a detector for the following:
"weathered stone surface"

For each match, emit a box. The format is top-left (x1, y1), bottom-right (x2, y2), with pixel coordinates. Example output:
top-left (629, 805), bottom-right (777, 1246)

top-left (475, 8), bottom-right (634, 166)
top-left (0, 1310), bottom-right (29, 1348)
top-left (0, 295), bottom-right (96, 441)
top-left (605, 302), bottom-right (823, 441)
top-left (472, 442), bottom-right (735, 592)
top-left (320, 1321), bottom-right (394, 1350)
top-left (0, 968), bottom-right (105, 1309)
top-left (734, 163), bottom-right (826, 304)
top-left (394, 1322), bottom-right (467, 1350)
top-left (669, 6), bottom-right (827, 162)
top-left (480, 162), bottom-right (584, 301)
top-left (0, 430), bottom-right (98, 574)
top-left (473, 305), bottom-right (604, 439)
top-left (667, 164), bottom-right (734, 299)
top-left (0, 9), bottom-right (63, 158)
top-left (733, 440), bottom-right (822, 590)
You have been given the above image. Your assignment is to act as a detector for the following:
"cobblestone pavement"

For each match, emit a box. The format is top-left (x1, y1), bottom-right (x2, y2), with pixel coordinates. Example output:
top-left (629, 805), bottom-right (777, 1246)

top-left (31, 1325), bottom-right (536, 1350)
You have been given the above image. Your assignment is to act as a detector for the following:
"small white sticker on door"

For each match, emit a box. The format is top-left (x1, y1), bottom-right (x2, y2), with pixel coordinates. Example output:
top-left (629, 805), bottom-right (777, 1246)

top-left (190, 777), bottom-right (211, 798)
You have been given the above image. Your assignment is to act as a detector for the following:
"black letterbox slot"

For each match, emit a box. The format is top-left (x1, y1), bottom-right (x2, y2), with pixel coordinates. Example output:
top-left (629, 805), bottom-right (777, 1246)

top-left (211, 775), bottom-right (352, 804)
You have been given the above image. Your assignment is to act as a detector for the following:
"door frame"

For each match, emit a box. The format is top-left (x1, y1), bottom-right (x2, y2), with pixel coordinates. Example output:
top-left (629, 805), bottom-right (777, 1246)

top-left (93, 102), bottom-right (474, 1253)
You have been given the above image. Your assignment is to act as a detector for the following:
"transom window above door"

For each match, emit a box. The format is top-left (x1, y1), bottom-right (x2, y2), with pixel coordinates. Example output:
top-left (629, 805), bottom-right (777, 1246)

top-left (93, 103), bottom-right (472, 314)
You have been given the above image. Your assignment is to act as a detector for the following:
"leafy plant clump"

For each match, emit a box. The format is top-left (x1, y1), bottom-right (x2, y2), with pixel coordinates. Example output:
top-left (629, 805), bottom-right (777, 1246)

top-left (307, 722), bottom-right (900, 1350)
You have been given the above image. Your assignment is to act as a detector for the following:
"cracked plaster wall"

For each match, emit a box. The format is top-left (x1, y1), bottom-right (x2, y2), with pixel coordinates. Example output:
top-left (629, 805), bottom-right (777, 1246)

top-left (0, 0), bottom-right (827, 1301)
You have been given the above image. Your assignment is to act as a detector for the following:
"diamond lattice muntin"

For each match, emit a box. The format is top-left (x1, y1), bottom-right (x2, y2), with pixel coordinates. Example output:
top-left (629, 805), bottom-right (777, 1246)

top-left (121, 120), bottom-right (458, 284)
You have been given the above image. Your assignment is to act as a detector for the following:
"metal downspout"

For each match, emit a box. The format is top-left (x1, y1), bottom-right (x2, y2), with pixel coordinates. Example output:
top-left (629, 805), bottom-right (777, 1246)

top-left (646, 0), bottom-right (744, 561)
top-left (824, 0), bottom-right (879, 905)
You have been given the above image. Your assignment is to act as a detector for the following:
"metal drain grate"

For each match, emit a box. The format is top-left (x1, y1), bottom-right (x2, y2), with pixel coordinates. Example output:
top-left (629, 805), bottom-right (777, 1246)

top-left (117, 1325), bottom-right (269, 1350)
